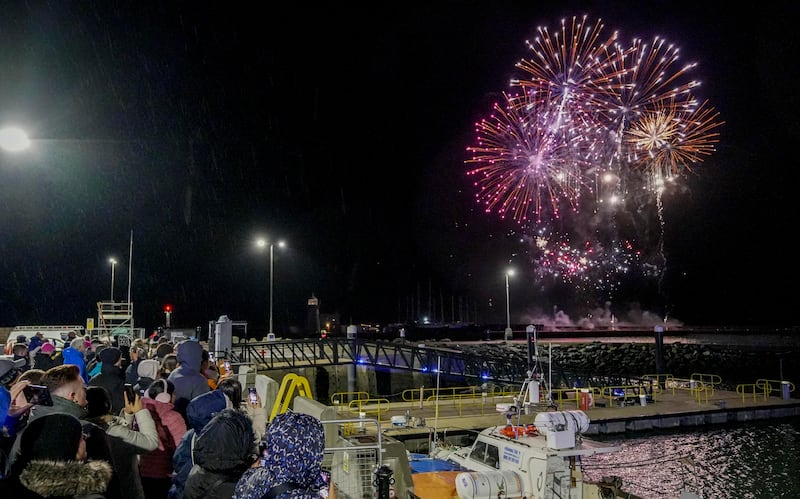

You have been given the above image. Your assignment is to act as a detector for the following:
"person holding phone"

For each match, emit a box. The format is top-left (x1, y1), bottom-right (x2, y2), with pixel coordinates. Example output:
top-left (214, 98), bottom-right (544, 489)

top-left (3, 368), bottom-right (45, 445)
top-left (86, 385), bottom-right (159, 499)
top-left (88, 347), bottom-right (128, 415)
top-left (1, 359), bottom-right (34, 463)
top-left (217, 378), bottom-right (266, 440)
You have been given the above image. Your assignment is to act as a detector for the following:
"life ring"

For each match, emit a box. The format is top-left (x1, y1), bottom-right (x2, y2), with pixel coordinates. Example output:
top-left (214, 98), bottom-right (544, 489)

top-left (499, 425), bottom-right (526, 438)
top-left (525, 424), bottom-right (539, 436)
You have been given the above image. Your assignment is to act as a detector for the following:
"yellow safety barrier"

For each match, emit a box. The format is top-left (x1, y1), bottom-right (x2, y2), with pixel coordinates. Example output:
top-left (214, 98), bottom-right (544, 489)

top-left (736, 383), bottom-right (768, 402)
top-left (269, 373), bottom-right (313, 422)
top-left (330, 391), bottom-right (370, 405)
top-left (755, 379), bottom-right (795, 398)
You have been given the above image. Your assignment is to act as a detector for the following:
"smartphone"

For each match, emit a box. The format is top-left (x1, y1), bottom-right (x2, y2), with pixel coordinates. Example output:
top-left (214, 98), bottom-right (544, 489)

top-left (208, 352), bottom-right (215, 363)
top-left (319, 470), bottom-right (331, 497)
top-left (23, 384), bottom-right (54, 406)
top-left (224, 360), bottom-right (231, 372)
top-left (248, 387), bottom-right (258, 405)
top-left (124, 383), bottom-right (137, 402)
top-left (258, 441), bottom-right (268, 467)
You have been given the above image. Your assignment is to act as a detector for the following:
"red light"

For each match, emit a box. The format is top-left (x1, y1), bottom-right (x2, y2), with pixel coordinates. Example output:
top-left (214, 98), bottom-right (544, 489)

top-left (164, 304), bottom-right (172, 312)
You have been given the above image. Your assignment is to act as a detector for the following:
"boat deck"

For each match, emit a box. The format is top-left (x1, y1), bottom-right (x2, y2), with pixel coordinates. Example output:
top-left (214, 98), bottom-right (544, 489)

top-left (369, 387), bottom-right (800, 439)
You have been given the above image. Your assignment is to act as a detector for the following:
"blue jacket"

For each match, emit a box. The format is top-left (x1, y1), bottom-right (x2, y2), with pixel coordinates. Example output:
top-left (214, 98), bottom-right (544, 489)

top-left (168, 390), bottom-right (229, 499)
top-left (61, 347), bottom-right (88, 384)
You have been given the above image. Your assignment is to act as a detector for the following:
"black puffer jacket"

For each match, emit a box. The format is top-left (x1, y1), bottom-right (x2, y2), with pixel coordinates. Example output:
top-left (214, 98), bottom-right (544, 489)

top-left (182, 409), bottom-right (255, 499)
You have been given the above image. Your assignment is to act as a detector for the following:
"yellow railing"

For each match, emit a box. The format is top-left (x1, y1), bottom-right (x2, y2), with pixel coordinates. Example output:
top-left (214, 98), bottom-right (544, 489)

top-left (343, 398), bottom-right (392, 420)
top-left (736, 383), bottom-right (769, 402)
top-left (691, 373), bottom-right (722, 397)
top-left (756, 379), bottom-right (795, 398)
top-left (642, 373), bottom-right (673, 394)
top-left (400, 385), bottom-right (518, 403)
top-left (330, 391), bottom-right (370, 405)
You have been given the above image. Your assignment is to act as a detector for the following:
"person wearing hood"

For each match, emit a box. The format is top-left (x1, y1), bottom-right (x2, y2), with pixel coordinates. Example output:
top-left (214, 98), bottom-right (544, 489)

top-left (184, 408), bottom-right (257, 499)
top-left (89, 347), bottom-right (127, 415)
top-left (4, 412), bottom-right (114, 498)
top-left (134, 358), bottom-right (160, 398)
top-left (168, 389), bottom-right (231, 499)
top-left (167, 340), bottom-right (211, 421)
top-left (233, 411), bottom-right (328, 499)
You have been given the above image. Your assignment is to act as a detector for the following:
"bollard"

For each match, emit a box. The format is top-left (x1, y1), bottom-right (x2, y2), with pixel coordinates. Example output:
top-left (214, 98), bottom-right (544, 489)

top-left (373, 465), bottom-right (394, 499)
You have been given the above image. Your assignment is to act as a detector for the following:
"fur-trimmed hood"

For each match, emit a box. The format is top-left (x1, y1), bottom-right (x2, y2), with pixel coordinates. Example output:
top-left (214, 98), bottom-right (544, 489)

top-left (19, 458), bottom-right (113, 497)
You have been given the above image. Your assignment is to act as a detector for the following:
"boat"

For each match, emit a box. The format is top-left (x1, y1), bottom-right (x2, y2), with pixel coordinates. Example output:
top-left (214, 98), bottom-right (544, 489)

top-left (414, 409), bottom-right (627, 499)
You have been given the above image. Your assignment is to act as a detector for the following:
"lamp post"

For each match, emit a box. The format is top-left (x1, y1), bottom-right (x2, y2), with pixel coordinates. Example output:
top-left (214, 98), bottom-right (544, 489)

top-left (0, 126), bottom-right (30, 152)
top-left (108, 258), bottom-right (117, 301)
top-left (256, 238), bottom-right (286, 335)
top-left (505, 268), bottom-right (515, 341)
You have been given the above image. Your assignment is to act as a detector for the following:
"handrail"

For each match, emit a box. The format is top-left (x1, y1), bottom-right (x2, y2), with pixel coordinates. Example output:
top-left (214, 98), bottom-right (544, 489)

top-left (755, 379), bottom-right (795, 398)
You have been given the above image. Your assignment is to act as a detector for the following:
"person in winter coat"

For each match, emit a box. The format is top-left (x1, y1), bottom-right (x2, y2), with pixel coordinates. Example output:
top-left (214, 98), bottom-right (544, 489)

top-left (89, 347), bottom-right (127, 415)
top-left (25, 333), bottom-right (44, 356)
top-left (167, 340), bottom-right (211, 421)
top-left (217, 377), bottom-right (267, 441)
top-left (4, 412), bottom-right (114, 499)
top-left (86, 385), bottom-right (159, 499)
top-left (1, 368), bottom-right (44, 447)
top-left (168, 389), bottom-right (231, 499)
top-left (61, 337), bottom-right (89, 384)
top-left (139, 377), bottom-right (188, 498)
top-left (4, 364), bottom-right (123, 497)
top-left (133, 358), bottom-right (160, 398)
top-left (184, 408), bottom-right (257, 499)
top-left (124, 343), bottom-right (147, 385)
top-left (233, 411), bottom-right (328, 499)
top-left (31, 342), bottom-right (62, 372)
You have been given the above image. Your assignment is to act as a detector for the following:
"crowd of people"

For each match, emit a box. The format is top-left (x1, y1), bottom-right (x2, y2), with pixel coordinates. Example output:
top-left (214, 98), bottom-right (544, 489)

top-left (0, 333), bottom-right (329, 499)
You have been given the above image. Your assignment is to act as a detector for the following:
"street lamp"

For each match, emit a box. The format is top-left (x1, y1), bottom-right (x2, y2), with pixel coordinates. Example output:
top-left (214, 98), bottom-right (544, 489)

top-left (0, 126), bottom-right (30, 152)
top-left (505, 268), bottom-right (515, 341)
top-left (108, 258), bottom-right (117, 301)
top-left (255, 237), bottom-right (286, 335)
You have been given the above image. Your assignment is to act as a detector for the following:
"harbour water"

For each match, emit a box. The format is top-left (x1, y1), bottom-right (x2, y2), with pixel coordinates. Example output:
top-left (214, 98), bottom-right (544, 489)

top-left (581, 416), bottom-right (800, 498)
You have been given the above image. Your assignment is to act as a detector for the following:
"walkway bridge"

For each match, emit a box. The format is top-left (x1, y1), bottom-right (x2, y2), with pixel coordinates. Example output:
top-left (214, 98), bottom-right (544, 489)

top-left (225, 337), bottom-right (529, 383)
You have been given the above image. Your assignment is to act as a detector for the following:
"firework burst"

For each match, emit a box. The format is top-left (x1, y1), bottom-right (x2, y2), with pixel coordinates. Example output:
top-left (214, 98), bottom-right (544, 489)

top-left (467, 15), bottom-right (724, 313)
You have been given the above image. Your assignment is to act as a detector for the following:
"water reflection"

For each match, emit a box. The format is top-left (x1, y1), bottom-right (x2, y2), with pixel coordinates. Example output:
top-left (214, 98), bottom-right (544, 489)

top-left (582, 417), bottom-right (800, 498)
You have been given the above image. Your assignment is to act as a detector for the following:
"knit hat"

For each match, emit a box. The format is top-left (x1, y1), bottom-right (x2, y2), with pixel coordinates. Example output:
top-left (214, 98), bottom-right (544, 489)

top-left (16, 334), bottom-right (27, 343)
top-left (40, 342), bottom-right (56, 354)
top-left (136, 358), bottom-right (160, 380)
top-left (98, 346), bottom-right (122, 365)
top-left (19, 413), bottom-right (83, 462)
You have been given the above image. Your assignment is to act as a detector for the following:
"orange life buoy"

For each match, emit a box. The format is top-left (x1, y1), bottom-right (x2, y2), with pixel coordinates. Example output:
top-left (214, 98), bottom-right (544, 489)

top-left (525, 424), bottom-right (539, 436)
top-left (500, 425), bottom-right (526, 438)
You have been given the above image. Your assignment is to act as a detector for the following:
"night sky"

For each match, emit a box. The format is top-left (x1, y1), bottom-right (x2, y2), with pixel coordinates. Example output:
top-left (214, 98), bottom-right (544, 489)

top-left (1, 2), bottom-right (798, 333)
